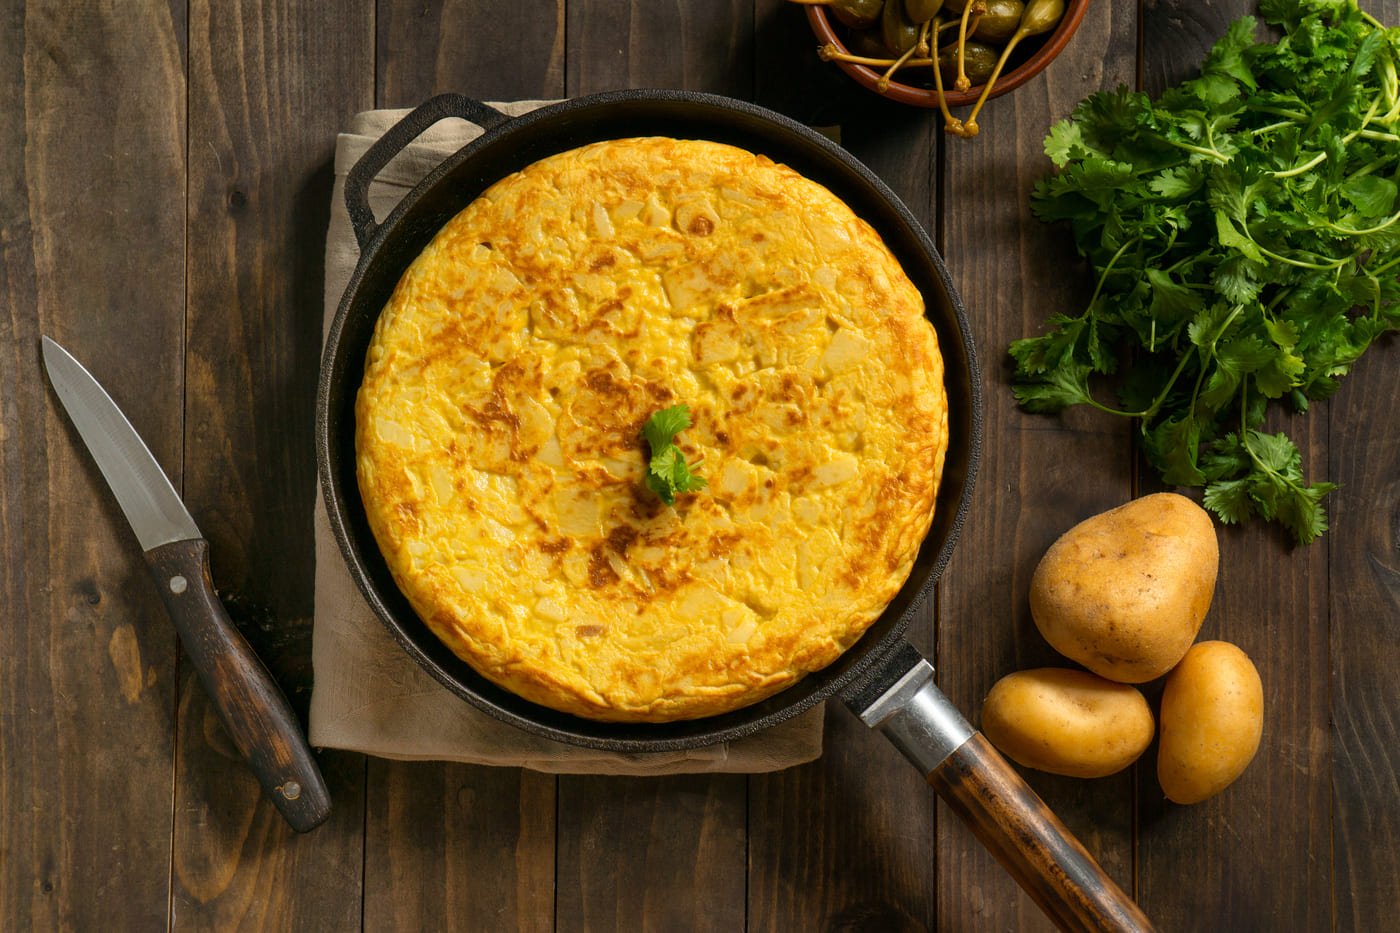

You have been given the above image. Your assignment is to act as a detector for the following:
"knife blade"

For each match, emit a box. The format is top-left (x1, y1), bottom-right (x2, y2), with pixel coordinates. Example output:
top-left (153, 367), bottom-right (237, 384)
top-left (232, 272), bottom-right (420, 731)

top-left (42, 335), bottom-right (331, 833)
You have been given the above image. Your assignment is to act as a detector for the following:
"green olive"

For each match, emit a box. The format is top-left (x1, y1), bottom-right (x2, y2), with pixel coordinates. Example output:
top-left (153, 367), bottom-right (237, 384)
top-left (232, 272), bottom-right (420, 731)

top-left (973, 0), bottom-right (1025, 42)
top-left (904, 0), bottom-right (944, 22)
top-left (846, 25), bottom-right (893, 58)
top-left (1019, 0), bottom-right (1065, 36)
top-left (830, 0), bottom-right (884, 30)
top-left (938, 40), bottom-right (999, 86)
top-left (881, 0), bottom-right (920, 54)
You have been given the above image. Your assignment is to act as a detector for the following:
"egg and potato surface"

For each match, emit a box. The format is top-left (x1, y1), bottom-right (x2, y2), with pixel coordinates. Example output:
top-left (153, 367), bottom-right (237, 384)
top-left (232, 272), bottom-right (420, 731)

top-left (355, 137), bottom-right (948, 721)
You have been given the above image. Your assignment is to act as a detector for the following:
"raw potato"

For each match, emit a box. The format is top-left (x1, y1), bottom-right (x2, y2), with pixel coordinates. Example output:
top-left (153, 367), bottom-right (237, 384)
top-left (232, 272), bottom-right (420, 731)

top-left (1157, 641), bottom-right (1263, 804)
top-left (980, 668), bottom-right (1155, 779)
top-left (1029, 493), bottom-right (1218, 683)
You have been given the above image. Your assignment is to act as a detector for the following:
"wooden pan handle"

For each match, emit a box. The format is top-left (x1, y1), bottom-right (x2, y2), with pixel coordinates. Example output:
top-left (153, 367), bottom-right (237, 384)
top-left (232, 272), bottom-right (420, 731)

top-left (851, 652), bottom-right (1154, 933)
top-left (929, 732), bottom-right (1155, 932)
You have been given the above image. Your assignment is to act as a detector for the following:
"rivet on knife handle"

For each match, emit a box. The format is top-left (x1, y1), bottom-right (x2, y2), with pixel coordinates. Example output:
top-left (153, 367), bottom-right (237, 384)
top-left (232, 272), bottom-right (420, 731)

top-left (147, 538), bottom-right (331, 832)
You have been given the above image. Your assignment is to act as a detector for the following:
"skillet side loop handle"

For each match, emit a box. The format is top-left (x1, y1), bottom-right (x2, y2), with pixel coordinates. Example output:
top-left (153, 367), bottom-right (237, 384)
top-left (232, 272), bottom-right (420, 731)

top-left (855, 657), bottom-right (1156, 933)
top-left (344, 93), bottom-right (511, 251)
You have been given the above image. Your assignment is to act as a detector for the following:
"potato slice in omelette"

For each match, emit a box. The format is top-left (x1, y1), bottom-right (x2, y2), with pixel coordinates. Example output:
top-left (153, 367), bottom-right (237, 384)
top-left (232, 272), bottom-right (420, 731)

top-left (355, 137), bottom-right (948, 722)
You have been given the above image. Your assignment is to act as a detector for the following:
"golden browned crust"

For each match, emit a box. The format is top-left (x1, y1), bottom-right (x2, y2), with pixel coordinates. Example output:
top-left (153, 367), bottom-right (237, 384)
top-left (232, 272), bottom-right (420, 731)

top-left (355, 137), bottom-right (947, 721)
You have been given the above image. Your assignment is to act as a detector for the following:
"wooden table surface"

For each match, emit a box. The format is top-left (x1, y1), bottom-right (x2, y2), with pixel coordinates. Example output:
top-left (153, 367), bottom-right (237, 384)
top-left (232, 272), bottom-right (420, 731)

top-left (6, 0), bottom-right (1399, 930)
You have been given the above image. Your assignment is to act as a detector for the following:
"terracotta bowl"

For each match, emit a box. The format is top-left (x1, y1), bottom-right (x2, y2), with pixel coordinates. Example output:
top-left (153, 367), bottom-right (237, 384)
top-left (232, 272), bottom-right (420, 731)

top-left (805, 0), bottom-right (1090, 109)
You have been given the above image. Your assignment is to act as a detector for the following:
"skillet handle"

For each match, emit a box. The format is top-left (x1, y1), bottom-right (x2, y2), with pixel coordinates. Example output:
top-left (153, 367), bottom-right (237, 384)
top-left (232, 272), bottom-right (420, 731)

top-left (849, 645), bottom-right (1156, 933)
top-left (344, 93), bottom-right (512, 251)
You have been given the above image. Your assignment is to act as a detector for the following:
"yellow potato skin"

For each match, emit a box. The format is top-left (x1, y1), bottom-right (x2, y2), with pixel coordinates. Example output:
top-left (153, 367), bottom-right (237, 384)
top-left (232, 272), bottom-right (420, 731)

top-left (1157, 641), bottom-right (1263, 804)
top-left (980, 668), bottom-right (1155, 779)
top-left (1029, 492), bottom-right (1219, 684)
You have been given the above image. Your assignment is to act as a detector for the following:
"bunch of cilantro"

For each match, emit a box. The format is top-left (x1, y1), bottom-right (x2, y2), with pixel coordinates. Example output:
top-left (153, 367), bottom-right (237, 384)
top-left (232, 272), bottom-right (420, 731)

top-left (1010, 0), bottom-right (1400, 544)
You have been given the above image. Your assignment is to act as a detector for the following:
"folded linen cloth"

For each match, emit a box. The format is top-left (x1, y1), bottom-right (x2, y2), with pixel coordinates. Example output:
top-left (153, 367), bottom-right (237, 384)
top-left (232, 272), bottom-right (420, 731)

top-left (308, 101), bottom-right (825, 774)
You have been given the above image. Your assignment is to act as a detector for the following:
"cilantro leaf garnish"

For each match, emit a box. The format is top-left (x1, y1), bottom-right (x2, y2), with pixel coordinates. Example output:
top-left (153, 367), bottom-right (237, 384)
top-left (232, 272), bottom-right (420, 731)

top-left (642, 404), bottom-right (706, 506)
top-left (1012, 0), bottom-right (1400, 544)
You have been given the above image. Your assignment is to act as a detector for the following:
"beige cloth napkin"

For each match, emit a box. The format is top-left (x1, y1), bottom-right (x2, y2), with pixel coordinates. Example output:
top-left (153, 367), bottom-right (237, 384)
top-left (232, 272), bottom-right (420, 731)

top-left (308, 102), bottom-right (825, 774)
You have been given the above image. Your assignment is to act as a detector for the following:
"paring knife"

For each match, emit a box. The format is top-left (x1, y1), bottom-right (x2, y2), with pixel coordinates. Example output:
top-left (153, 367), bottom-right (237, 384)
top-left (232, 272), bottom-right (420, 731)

top-left (41, 335), bottom-right (331, 833)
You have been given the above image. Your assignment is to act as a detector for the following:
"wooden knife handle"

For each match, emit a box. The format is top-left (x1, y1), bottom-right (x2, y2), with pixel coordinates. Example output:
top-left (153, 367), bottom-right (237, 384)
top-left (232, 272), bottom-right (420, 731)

top-left (145, 539), bottom-right (331, 832)
top-left (928, 733), bottom-right (1155, 933)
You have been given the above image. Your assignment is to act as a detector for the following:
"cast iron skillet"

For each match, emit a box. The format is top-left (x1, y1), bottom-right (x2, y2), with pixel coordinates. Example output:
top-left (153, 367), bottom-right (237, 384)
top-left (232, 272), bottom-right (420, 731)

top-left (316, 91), bottom-right (1154, 933)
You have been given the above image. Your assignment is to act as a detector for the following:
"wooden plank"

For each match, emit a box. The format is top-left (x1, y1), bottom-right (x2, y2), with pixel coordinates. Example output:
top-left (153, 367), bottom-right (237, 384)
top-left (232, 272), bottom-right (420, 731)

top-left (935, 0), bottom-right (1140, 928)
top-left (556, 774), bottom-right (748, 933)
top-left (171, 0), bottom-right (374, 927)
top-left (1325, 4), bottom-right (1400, 929)
top-left (751, 0), bottom-right (867, 129)
top-left (363, 760), bottom-right (555, 933)
top-left (1330, 323), bottom-right (1400, 931)
top-left (376, 0), bottom-right (565, 107)
top-left (0, 2), bottom-right (187, 929)
top-left (1134, 1), bottom-right (1333, 929)
top-left (565, 0), bottom-right (754, 97)
top-left (361, 4), bottom-right (566, 931)
top-left (748, 705), bottom-right (940, 931)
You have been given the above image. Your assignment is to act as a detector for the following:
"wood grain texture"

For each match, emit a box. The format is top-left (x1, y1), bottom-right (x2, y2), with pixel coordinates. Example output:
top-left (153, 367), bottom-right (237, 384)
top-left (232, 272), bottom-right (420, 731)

top-left (1330, 347), bottom-right (1400, 931)
top-left (1325, 3), bottom-right (1400, 923)
top-left (377, 0), bottom-right (565, 108)
top-left (363, 759), bottom-right (555, 933)
top-left (935, 0), bottom-right (1140, 927)
top-left (565, 0), bottom-right (754, 97)
top-left (1134, 1), bottom-right (1333, 929)
top-left (1, 2), bottom-right (187, 930)
top-left (147, 538), bottom-right (330, 833)
top-left (748, 704), bottom-right (940, 932)
top-left (928, 734), bottom-right (1156, 933)
top-left (172, 0), bottom-right (373, 926)
top-left (556, 774), bottom-right (747, 933)
top-left (171, 696), bottom-right (365, 931)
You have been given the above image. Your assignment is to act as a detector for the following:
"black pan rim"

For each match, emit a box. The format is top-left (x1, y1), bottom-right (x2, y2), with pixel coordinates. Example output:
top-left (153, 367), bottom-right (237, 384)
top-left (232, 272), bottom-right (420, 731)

top-left (315, 89), bottom-right (983, 753)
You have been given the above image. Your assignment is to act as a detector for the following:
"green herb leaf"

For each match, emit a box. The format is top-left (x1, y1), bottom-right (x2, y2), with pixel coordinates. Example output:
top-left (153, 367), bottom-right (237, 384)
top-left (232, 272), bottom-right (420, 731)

top-left (642, 404), bottom-right (707, 506)
top-left (1011, 0), bottom-right (1400, 544)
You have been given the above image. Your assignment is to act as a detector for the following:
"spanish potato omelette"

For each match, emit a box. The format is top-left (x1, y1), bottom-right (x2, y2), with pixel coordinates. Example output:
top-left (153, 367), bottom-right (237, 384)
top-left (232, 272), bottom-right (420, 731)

top-left (355, 136), bottom-right (948, 722)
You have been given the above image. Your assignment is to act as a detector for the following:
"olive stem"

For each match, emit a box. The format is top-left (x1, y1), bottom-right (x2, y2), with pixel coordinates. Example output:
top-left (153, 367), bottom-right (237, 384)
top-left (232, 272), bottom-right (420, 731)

top-left (930, 18), bottom-right (969, 137)
top-left (963, 0), bottom-right (1063, 134)
top-left (818, 43), bottom-right (936, 69)
top-left (954, 1), bottom-right (986, 92)
top-left (878, 21), bottom-right (930, 92)
top-left (963, 33), bottom-right (1020, 133)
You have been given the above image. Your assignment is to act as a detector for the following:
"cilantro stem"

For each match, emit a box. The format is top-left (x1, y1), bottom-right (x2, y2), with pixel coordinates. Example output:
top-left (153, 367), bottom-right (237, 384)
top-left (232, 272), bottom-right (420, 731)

top-left (1349, 154), bottom-right (1392, 178)
top-left (1379, 56), bottom-right (1400, 122)
top-left (1251, 105), bottom-right (1308, 122)
top-left (1248, 238), bottom-right (1353, 271)
top-left (1369, 252), bottom-right (1400, 277)
top-left (1324, 206), bottom-right (1400, 236)
top-left (1269, 151), bottom-right (1329, 179)
top-left (1088, 236), bottom-right (1140, 310)
top-left (1167, 139), bottom-right (1228, 163)
top-left (1269, 104), bottom-right (1384, 178)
